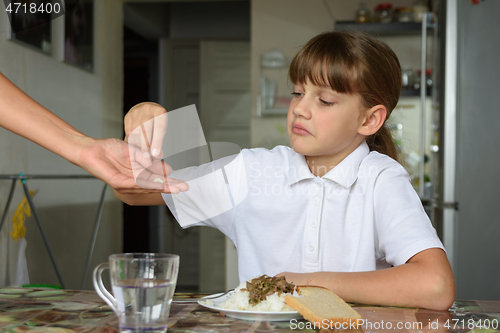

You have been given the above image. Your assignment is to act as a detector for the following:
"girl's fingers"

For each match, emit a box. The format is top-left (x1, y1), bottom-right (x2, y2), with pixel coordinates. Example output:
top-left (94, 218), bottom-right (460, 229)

top-left (124, 102), bottom-right (168, 159)
top-left (127, 125), bottom-right (145, 157)
top-left (128, 148), bottom-right (170, 180)
top-left (151, 113), bottom-right (168, 158)
top-left (140, 122), bottom-right (152, 155)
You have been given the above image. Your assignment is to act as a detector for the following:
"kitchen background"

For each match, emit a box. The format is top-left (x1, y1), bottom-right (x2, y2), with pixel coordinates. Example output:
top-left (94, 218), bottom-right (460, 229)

top-left (0, 0), bottom-right (498, 302)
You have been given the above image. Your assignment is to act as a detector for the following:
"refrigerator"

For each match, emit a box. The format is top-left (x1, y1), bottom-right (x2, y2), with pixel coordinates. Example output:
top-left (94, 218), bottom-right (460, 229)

top-left (436, 0), bottom-right (500, 300)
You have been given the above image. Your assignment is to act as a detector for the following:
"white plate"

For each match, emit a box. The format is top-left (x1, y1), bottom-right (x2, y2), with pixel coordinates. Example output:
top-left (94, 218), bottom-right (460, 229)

top-left (197, 292), bottom-right (303, 322)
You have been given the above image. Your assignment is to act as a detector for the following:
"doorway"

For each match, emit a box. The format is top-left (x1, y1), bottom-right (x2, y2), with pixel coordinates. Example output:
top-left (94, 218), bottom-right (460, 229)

top-left (121, 0), bottom-right (250, 293)
top-left (122, 26), bottom-right (159, 253)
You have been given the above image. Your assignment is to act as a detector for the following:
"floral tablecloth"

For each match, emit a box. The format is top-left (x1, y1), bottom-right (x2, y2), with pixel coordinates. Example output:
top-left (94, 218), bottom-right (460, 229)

top-left (1, 288), bottom-right (499, 332)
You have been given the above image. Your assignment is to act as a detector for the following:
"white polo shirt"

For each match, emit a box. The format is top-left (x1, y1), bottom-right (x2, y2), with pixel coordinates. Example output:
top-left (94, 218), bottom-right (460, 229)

top-left (162, 141), bottom-right (444, 282)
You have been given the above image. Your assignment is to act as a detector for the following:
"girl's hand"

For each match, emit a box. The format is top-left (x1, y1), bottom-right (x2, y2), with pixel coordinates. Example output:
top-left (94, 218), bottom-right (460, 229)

top-left (124, 102), bottom-right (167, 159)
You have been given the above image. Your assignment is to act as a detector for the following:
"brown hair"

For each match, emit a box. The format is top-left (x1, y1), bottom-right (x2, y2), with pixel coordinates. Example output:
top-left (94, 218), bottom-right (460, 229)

top-left (289, 31), bottom-right (401, 161)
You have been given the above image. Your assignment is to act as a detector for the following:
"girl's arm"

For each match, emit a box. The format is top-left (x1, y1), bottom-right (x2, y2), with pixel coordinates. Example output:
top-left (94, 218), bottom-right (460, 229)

top-left (114, 191), bottom-right (166, 206)
top-left (278, 248), bottom-right (456, 311)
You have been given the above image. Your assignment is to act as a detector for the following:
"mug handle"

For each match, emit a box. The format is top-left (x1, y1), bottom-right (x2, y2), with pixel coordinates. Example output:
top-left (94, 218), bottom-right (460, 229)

top-left (93, 262), bottom-right (118, 313)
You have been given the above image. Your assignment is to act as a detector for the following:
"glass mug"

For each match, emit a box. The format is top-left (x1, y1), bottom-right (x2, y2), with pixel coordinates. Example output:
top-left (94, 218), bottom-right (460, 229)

top-left (93, 253), bottom-right (180, 333)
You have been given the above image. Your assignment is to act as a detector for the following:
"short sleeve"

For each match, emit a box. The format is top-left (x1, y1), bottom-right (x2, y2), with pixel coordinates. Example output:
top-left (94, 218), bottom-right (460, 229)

top-left (373, 162), bottom-right (444, 266)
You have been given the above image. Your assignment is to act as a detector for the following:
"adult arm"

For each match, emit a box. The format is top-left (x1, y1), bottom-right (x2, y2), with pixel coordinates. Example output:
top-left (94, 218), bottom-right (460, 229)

top-left (0, 72), bottom-right (87, 160)
top-left (0, 72), bottom-right (187, 193)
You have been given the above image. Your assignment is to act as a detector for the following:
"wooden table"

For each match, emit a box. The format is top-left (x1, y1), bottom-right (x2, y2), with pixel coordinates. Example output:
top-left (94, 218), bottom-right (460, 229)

top-left (1, 287), bottom-right (499, 332)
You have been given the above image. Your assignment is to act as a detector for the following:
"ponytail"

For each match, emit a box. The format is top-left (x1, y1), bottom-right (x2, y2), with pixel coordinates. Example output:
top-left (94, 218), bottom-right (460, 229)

top-left (366, 125), bottom-right (399, 162)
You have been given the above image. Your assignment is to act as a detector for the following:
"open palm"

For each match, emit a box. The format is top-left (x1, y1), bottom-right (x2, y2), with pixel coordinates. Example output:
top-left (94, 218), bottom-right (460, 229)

top-left (78, 137), bottom-right (188, 194)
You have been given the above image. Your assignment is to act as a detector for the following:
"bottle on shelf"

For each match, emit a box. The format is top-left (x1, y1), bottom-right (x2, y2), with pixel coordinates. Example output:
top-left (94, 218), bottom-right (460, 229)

top-left (394, 7), bottom-right (415, 22)
top-left (413, 0), bottom-right (429, 23)
top-left (374, 3), bottom-right (393, 23)
top-left (401, 65), bottom-right (415, 90)
top-left (413, 69), bottom-right (433, 91)
top-left (355, 3), bottom-right (372, 23)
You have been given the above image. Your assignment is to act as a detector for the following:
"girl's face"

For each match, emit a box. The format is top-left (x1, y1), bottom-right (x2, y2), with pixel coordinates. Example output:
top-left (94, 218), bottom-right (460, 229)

top-left (287, 80), bottom-right (368, 166)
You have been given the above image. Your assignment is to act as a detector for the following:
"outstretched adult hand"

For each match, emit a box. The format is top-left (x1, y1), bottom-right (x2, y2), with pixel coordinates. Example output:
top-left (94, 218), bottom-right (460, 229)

top-left (77, 137), bottom-right (188, 194)
top-left (0, 72), bottom-right (186, 194)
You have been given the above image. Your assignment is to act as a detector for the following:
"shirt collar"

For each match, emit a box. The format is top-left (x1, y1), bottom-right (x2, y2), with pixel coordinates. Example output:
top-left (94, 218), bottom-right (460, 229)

top-left (285, 151), bottom-right (315, 186)
top-left (286, 141), bottom-right (370, 188)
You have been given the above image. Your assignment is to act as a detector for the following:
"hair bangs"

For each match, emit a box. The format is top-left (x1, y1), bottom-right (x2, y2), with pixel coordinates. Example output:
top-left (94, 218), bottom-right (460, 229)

top-left (289, 35), bottom-right (360, 94)
top-left (287, 31), bottom-right (403, 161)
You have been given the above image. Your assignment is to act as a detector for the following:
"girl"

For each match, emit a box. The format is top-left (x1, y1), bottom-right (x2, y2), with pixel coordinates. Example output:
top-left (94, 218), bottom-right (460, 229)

top-left (117, 31), bottom-right (456, 311)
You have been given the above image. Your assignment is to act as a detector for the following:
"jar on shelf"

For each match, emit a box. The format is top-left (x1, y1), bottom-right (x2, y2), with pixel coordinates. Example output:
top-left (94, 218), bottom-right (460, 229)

top-left (395, 7), bottom-right (414, 22)
top-left (413, 69), bottom-right (433, 90)
top-left (355, 3), bottom-right (372, 23)
top-left (401, 65), bottom-right (415, 89)
top-left (413, 0), bottom-right (429, 23)
top-left (374, 3), bottom-right (393, 23)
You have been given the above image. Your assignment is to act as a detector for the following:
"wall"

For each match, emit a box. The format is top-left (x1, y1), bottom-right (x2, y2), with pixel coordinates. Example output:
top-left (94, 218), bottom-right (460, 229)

top-left (0, 0), bottom-right (124, 289)
top-left (170, 1), bottom-right (250, 40)
top-left (250, 0), bottom-right (426, 148)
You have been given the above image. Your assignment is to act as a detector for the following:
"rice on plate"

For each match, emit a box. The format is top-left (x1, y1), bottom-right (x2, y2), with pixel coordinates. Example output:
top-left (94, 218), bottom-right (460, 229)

top-left (216, 275), bottom-right (299, 312)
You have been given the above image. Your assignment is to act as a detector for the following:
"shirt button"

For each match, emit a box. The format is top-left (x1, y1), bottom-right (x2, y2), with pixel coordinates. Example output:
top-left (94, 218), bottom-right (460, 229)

top-left (313, 198), bottom-right (319, 206)
top-left (310, 220), bottom-right (317, 228)
top-left (308, 245), bottom-right (315, 252)
top-left (315, 182), bottom-right (322, 188)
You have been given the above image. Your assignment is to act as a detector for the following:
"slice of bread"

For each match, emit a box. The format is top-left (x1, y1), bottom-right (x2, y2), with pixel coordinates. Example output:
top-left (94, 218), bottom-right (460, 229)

top-left (285, 286), bottom-right (363, 329)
